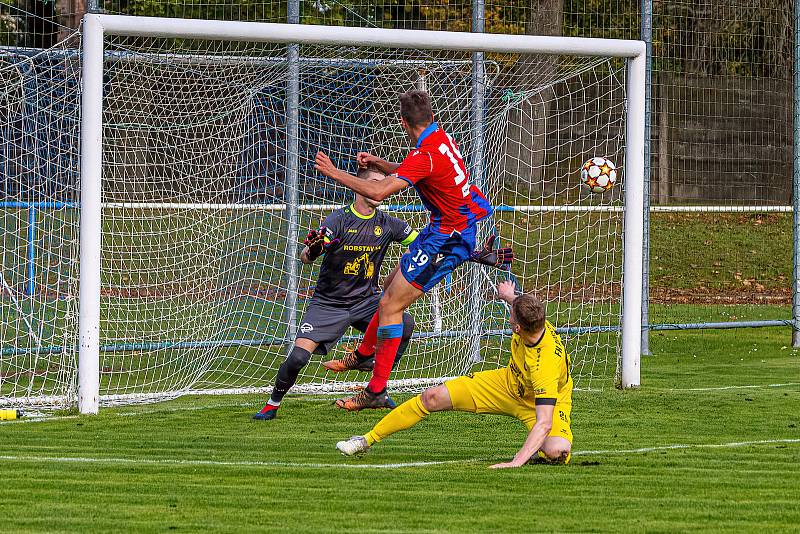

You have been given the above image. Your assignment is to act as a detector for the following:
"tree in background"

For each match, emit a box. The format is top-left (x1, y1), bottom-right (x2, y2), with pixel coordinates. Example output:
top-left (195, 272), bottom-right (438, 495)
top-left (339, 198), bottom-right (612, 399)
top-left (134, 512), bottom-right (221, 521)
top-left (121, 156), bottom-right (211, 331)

top-left (502, 0), bottom-right (564, 186)
top-left (656, 0), bottom-right (791, 78)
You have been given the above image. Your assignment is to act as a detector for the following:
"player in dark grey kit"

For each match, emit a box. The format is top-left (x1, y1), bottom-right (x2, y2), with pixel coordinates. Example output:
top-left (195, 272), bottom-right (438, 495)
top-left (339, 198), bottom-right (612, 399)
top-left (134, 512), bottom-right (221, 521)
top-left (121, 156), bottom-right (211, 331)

top-left (253, 168), bottom-right (418, 420)
top-left (254, 168), bottom-right (513, 420)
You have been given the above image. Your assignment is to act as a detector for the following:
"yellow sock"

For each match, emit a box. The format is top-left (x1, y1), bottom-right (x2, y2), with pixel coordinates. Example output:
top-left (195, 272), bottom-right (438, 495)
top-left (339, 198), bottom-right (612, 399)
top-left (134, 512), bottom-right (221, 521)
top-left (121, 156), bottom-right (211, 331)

top-left (365, 395), bottom-right (430, 446)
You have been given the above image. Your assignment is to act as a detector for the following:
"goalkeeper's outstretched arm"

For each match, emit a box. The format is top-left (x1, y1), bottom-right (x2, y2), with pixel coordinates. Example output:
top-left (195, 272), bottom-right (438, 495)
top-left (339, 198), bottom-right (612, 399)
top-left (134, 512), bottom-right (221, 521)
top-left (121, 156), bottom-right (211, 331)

top-left (468, 235), bottom-right (514, 270)
top-left (300, 227), bottom-right (340, 264)
top-left (300, 245), bottom-right (323, 264)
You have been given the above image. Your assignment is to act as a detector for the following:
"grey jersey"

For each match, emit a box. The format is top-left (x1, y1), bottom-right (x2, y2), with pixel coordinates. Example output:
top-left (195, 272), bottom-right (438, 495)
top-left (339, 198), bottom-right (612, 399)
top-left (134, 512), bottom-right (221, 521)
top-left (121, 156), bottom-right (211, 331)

top-left (312, 205), bottom-right (416, 306)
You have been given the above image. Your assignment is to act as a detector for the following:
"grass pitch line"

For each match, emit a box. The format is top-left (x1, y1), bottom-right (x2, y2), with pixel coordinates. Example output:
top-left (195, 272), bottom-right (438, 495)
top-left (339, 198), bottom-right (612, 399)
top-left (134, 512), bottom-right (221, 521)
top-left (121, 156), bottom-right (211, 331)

top-left (667, 382), bottom-right (800, 392)
top-left (0, 439), bottom-right (797, 470)
top-left (0, 454), bottom-right (474, 469)
top-left (115, 396), bottom-right (351, 416)
top-left (0, 414), bottom-right (78, 425)
top-left (117, 402), bottom-right (258, 416)
top-left (574, 438), bottom-right (800, 457)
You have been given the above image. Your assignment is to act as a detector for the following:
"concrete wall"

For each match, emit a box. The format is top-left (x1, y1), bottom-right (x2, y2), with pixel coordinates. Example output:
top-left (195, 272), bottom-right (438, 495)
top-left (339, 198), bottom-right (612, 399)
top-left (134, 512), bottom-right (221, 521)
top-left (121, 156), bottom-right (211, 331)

top-left (652, 73), bottom-right (792, 204)
top-left (498, 71), bottom-right (792, 206)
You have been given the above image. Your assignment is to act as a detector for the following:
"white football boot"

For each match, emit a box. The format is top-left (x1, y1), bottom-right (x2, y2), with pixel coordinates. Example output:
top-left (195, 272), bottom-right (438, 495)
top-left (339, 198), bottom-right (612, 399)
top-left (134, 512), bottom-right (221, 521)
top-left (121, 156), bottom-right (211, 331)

top-left (336, 435), bottom-right (370, 456)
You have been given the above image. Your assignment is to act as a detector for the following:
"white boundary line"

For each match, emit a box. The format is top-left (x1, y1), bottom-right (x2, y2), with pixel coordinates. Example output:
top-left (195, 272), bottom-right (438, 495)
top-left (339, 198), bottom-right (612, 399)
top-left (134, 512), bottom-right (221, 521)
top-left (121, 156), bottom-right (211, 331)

top-left (0, 415), bottom-right (79, 425)
top-left (667, 382), bottom-right (800, 392)
top-left (0, 439), bottom-right (796, 469)
top-left (0, 454), bottom-right (471, 469)
top-left (4, 382), bottom-right (790, 424)
top-left (573, 438), bottom-right (800, 457)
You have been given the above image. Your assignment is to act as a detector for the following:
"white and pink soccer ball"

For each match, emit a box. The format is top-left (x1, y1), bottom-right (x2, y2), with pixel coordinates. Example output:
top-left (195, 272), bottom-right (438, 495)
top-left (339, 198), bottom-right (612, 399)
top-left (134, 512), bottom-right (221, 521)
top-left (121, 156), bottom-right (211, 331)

top-left (580, 156), bottom-right (617, 193)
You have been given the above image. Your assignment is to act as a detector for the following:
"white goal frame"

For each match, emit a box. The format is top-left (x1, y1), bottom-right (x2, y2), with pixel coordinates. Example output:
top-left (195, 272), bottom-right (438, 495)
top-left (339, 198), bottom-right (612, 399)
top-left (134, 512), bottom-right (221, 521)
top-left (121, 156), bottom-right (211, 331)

top-left (79, 13), bottom-right (646, 414)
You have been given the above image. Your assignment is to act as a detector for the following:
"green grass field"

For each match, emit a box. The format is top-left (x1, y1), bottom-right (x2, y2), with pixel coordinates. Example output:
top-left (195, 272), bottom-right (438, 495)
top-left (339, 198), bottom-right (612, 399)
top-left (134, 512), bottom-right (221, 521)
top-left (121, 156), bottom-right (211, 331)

top-left (1, 325), bottom-right (798, 532)
top-left (1, 209), bottom-right (798, 531)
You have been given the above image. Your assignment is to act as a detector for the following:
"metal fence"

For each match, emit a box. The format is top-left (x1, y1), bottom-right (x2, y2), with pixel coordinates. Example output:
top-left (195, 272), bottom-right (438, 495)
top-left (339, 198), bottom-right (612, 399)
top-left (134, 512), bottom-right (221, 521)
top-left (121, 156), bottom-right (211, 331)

top-left (0, 0), bottom-right (797, 352)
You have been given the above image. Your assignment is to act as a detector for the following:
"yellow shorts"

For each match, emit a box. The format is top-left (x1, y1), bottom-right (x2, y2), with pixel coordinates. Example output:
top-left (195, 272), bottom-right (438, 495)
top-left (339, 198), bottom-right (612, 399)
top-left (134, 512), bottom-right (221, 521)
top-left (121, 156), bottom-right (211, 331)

top-left (444, 368), bottom-right (573, 444)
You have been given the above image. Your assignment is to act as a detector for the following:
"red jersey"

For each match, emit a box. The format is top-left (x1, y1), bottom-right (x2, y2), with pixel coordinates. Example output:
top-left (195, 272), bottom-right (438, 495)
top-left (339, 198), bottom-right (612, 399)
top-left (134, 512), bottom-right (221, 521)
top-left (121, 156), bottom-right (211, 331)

top-left (392, 123), bottom-right (493, 233)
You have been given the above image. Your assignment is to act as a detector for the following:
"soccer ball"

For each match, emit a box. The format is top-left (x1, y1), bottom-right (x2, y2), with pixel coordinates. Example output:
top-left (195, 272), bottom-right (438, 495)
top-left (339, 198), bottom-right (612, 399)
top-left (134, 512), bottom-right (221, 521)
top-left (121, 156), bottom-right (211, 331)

top-left (580, 157), bottom-right (617, 193)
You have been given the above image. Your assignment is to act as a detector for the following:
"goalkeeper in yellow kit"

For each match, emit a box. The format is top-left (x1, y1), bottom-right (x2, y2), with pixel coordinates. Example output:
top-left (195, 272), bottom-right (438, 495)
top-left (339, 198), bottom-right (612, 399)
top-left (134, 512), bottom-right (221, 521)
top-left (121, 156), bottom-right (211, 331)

top-left (335, 280), bottom-right (573, 468)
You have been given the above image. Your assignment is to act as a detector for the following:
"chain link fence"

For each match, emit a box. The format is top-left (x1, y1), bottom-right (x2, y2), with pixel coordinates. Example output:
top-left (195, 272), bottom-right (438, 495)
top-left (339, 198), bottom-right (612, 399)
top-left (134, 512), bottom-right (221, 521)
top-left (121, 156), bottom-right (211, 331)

top-left (0, 0), bottom-right (796, 343)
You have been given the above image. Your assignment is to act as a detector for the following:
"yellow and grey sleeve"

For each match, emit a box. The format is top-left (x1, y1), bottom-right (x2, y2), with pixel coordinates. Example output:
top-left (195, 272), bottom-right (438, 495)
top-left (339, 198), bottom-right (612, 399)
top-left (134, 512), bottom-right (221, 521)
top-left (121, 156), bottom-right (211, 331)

top-left (400, 230), bottom-right (419, 247)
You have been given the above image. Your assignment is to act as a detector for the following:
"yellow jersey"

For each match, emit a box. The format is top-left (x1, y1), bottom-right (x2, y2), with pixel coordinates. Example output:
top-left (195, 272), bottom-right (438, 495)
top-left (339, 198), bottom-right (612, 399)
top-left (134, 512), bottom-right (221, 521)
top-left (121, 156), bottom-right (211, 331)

top-left (507, 320), bottom-right (573, 405)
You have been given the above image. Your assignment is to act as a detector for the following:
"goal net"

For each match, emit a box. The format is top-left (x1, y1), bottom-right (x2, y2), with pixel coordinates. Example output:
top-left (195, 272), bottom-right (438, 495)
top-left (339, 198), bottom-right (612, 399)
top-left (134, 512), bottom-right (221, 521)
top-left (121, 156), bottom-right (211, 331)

top-left (1, 17), bottom-right (644, 411)
top-left (0, 36), bottom-right (82, 409)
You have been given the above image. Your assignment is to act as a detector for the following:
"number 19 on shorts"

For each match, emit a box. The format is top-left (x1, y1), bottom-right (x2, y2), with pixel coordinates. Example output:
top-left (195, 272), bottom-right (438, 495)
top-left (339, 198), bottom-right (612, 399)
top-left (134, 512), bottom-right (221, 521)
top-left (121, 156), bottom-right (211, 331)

top-left (412, 249), bottom-right (429, 267)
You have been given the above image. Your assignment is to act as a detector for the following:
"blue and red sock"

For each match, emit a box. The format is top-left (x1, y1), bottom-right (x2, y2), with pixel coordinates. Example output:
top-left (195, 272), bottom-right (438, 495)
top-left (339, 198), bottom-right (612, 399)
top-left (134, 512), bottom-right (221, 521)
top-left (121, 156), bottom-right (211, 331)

top-left (356, 311), bottom-right (380, 357)
top-left (367, 323), bottom-right (403, 394)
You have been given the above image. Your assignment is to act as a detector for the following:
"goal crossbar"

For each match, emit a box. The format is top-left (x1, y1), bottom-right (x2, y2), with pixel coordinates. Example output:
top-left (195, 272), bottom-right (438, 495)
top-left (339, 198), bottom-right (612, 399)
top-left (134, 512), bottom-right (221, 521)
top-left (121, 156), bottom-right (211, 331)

top-left (79, 14), bottom-right (646, 414)
top-left (89, 14), bottom-right (646, 58)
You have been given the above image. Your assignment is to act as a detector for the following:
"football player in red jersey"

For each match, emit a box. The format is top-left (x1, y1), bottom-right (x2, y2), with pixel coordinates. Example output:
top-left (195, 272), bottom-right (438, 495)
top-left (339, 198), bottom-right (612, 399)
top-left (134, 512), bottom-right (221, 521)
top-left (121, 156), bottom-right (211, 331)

top-left (314, 89), bottom-right (498, 411)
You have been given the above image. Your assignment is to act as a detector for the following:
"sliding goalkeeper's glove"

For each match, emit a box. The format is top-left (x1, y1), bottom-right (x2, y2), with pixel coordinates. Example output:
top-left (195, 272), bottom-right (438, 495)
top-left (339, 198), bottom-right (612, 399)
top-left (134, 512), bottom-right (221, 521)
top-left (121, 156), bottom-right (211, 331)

top-left (304, 226), bottom-right (339, 261)
top-left (468, 235), bottom-right (513, 270)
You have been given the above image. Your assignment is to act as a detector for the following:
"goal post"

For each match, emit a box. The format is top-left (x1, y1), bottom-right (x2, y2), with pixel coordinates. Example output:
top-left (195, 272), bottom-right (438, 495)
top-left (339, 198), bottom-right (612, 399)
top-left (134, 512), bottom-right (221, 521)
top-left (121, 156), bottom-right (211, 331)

top-left (77, 14), bottom-right (646, 414)
top-left (78, 14), bottom-right (104, 414)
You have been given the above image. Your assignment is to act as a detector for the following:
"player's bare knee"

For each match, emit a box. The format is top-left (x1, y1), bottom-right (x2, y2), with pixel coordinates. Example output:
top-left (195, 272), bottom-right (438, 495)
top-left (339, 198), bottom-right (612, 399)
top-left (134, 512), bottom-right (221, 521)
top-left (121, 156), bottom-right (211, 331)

top-left (419, 388), bottom-right (438, 410)
top-left (420, 385), bottom-right (450, 412)
top-left (541, 440), bottom-right (571, 464)
top-left (543, 447), bottom-right (570, 460)
top-left (377, 294), bottom-right (397, 316)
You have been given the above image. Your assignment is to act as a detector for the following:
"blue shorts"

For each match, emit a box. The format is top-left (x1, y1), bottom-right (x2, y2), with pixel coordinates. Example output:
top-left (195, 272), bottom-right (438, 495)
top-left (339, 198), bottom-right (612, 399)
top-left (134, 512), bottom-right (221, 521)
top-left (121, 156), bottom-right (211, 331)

top-left (399, 225), bottom-right (477, 293)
